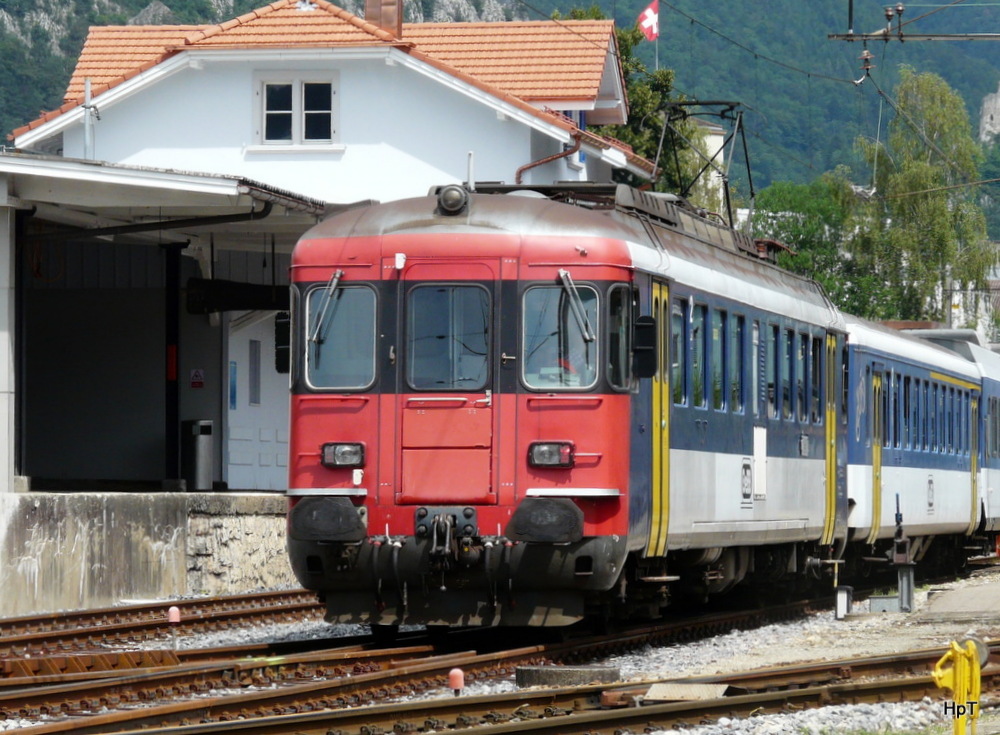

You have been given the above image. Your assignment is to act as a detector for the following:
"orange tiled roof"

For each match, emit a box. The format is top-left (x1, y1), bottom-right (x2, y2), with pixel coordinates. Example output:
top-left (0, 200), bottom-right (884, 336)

top-left (64, 25), bottom-right (204, 102)
top-left (186, 0), bottom-right (398, 48)
top-left (401, 20), bottom-right (614, 103)
top-left (15, 0), bottom-right (647, 172)
top-left (62, 1), bottom-right (612, 106)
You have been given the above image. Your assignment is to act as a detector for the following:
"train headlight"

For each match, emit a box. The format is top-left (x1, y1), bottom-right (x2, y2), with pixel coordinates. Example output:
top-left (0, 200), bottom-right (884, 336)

top-left (437, 184), bottom-right (469, 215)
top-left (321, 442), bottom-right (365, 468)
top-left (528, 442), bottom-right (575, 468)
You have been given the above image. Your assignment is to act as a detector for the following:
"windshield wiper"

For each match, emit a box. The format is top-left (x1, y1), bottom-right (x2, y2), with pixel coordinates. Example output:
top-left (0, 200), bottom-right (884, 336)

top-left (308, 269), bottom-right (345, 344)
top-left (558, 269), bottom-right (595, 342)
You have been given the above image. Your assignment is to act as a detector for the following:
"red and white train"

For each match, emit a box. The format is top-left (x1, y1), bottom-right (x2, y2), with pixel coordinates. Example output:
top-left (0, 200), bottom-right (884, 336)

top-left (286, 182), bottom-right (998, 629)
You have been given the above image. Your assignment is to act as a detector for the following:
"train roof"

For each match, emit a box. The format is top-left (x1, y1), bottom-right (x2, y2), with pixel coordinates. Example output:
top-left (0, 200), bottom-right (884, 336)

top-left (296, 184), bottom-right (843, 330)
top-left (844, 315), bottom-right (980, 381)
top-left (906, 329), bottom-right (1000, 385)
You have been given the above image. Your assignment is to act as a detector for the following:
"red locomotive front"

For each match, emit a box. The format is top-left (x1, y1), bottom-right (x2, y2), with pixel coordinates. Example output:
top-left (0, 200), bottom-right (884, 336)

top-left (286, 187), bottom-right (639, 627)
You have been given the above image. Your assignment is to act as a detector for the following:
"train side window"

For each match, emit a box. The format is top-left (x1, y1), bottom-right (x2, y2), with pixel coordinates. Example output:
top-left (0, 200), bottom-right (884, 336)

top-left (692, 304), bottom-right (707, 408)
top-left (796, 333), bottom-right (807, 422)
top-left (305, 284), bottom-right (377, 390)
top-left (881, 374), bottom-right (889, 448)
top-left (730, 315), bottom-right (745, 413)
top-left (752, 321), bottom-right (761, 418)
top-left (892, 373), bottom-right (900, 449)
top-left (864, 366), bottom-right (871, 446)
top-left (963, 391), bottom-right (969, 454)
top-left (607, 285), bottom-right (631, 391)
top-left (991, 397), bottom-right (996, 457)
top-left (841, 346), bottom-right (849, 424)
top-left (949, 387), bottom-right (956, 453)
top-left (902, 376), bottom-right (911, 450)
top-left (993, 397), bottom-right (999, 457)
top-left (671, 301), bottom-right (686, 405)
top-left (921, 380), bottom-right (934, 452)
top-left (931, 383), bottom-right (942, 452)
top-left (989, 398), bottom-right (994, 457)
top-left (810, 335), bottom-right (822, 423)
top-left (766, 325), bottom-right (778, 419)
top-left (711, 309), bottom-right (725, 410)
top-left (782, 329), bottom-right (793, 420)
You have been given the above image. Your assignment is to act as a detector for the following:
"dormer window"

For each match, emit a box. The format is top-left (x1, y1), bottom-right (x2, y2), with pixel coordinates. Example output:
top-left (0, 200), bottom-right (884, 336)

top-left (256, 72), bottom-right (339, 145)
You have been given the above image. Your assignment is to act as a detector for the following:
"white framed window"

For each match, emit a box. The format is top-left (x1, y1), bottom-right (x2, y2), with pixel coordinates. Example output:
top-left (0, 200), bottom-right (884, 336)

top-left (255, 72), bottom-right (339, 146)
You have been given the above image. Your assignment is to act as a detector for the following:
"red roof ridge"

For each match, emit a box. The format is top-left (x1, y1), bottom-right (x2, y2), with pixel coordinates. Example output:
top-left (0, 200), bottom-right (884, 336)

top-left (185, 0), bottom-right (399, 47)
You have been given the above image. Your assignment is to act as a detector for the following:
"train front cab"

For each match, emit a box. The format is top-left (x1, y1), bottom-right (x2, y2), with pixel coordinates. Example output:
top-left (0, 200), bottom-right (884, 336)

top-left (285, 193), bottom-right (646, 627)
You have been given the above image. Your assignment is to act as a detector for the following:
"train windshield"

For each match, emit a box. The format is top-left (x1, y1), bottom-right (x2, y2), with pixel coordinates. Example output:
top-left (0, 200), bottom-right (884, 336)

top-left (406, 285), bottom-right (490, 390)
top-left (522, 285), bottom-right (599, 389)
top-left (305, 285), bottom-right (376, 389)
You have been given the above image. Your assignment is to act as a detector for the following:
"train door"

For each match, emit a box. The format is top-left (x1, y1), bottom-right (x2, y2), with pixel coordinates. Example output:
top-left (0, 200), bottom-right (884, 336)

top-left (645, 280), bottom-right (670, 557)
top-left (396, 261), bottom-right (499, 505)
top-left (867, 368), bottom-right (884, 544)
top-left (969, 397), bottom-right (980, 535)
top-left (821, 334), bottom-right (839, 545)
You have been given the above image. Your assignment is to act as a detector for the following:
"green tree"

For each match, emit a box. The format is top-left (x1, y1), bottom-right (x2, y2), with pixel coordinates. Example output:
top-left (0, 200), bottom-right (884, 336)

top-left (855, 67), bottom-right (995, 321)
top-left (750, 167), bottom-right (889, 317)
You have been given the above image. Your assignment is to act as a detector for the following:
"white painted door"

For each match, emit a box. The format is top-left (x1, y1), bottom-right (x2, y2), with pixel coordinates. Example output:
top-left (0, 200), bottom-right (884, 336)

top-left (226, 311), bottom-right (289, 490)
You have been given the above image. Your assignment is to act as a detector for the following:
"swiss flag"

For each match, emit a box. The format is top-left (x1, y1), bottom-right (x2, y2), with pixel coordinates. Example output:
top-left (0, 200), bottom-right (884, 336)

top-left (637, 0), bottom-right (659, 41)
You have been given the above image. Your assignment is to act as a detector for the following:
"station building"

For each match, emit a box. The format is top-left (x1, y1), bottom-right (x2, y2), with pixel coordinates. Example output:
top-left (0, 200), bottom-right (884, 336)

top-left (1, 0), bottom-right (650, 614)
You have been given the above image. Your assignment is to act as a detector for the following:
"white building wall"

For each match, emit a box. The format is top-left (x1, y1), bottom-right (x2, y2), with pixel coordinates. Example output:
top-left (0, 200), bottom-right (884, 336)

top-left (62, 57), bottom-right (550, 203)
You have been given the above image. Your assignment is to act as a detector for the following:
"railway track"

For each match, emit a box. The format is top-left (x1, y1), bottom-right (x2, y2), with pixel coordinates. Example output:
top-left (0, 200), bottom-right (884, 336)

top-left (3, 580), bottom-right (996, 735)
top-left (16, 642), bottom-right (999, 735)
top-left (0, 590), bottom-right (324, 658)
top-left (0, 598), bottom-right (914, 735)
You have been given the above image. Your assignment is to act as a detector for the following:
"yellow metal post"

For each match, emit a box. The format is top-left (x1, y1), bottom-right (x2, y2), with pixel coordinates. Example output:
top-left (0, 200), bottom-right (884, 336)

top-left (932, 638), bottom-right (983, 735)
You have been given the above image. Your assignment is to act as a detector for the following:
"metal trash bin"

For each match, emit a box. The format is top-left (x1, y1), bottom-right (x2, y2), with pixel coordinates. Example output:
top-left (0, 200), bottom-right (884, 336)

top-left (181, 420), bottom-right (214, 491)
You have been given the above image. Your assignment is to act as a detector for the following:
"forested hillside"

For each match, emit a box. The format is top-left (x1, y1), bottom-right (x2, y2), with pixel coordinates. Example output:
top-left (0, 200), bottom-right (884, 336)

top-left (2, 0), bottom-right (998, 188)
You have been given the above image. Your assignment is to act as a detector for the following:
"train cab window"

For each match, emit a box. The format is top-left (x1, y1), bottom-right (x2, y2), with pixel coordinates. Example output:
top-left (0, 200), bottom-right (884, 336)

top-left (305, 284), bottom-right (376, 390)
top-left (730, 315), bottom-right (745, 413)
top-left (781, 329), bottom-right (793, 420)
top-left (607, 286), bottom-right (632, 391)
top-left (522, 284), bottom-right (598, 390)
top-left (671, 301), bottom-right (686, 404)
top-left (408, 285), bottom-right (490, 391)
top-left (692, 305), bottom-right (707, 407)
top-left (710, 309), bottom-right (725, 410)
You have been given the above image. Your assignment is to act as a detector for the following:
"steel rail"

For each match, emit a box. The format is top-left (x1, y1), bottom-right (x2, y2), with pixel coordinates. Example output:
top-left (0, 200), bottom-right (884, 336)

top-left (0, 595), bottom-right (324, 658)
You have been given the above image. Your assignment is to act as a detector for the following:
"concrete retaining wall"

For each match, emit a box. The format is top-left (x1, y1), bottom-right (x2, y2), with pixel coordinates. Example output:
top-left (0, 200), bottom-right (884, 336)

top-left (0, 492), bottom-right (295, 616)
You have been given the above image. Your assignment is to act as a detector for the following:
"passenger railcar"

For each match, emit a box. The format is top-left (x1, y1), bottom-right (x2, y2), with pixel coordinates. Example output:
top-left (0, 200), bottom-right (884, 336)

top-left (842, 318), bottom-right (982, 572)
top-left (285, 183), bottom-right (994, 629)
top-left (911, 330), bottom-right (1000, 538)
